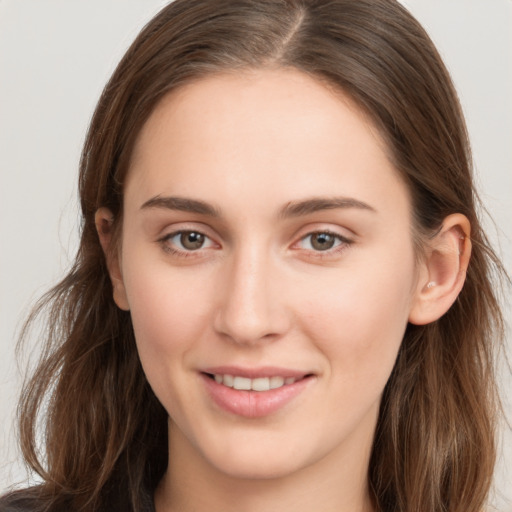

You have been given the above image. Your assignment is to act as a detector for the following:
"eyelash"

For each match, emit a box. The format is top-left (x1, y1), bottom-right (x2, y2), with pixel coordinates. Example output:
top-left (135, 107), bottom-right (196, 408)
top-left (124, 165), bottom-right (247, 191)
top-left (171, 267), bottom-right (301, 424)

top-left (158, 230), bottom-right (216, 258)
top-left (158, 229), bottom-right (353, 259)
top-left (293, 230), bottom-right (353, 259)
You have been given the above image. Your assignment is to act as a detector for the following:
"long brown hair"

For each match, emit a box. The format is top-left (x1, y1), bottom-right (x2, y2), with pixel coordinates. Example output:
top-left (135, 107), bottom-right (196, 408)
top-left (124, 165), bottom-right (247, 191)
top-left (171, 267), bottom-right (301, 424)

top-left (4, 1), bottom-right (506, 511)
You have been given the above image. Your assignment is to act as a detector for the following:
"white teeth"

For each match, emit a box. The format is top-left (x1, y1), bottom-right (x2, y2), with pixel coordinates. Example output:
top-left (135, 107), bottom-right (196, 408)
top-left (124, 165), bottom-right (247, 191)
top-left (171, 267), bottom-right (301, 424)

top-left (269, 376), bottom-right (285, 389)
top-left (223, 374), bottom-right (234, 387)
top-left (252, 377), bottom-right (270, 391)
top-left (233, 376), bottom-right (252, 390)
top-left (212, 374), bottom-right (299, 391)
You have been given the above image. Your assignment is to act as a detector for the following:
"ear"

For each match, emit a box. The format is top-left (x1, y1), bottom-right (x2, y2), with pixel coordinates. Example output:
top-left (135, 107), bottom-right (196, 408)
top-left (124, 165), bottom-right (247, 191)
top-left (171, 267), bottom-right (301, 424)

top-left (95, 207), bottom-right (130, 311)
top-left (408, 213), bottom-right (471, 325)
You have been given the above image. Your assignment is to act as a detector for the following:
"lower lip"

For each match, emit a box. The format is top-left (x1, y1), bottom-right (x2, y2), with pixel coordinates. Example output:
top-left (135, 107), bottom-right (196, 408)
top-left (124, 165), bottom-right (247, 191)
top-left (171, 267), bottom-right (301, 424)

top-left (201, 374), bottom-right (313, 418)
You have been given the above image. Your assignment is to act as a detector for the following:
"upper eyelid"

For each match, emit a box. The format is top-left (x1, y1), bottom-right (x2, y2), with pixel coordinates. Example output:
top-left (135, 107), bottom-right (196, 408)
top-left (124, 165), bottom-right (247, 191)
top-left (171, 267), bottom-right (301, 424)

top-left (156, 222), bottom-right (355, 248)
top-left (160, 229), bottom-right (216, 245)
top-left (159, 228), bottom-right (352, 241)
top-left (291, 223), bottom-right (356, 242)
top-left (294, 231), bottom-right (352, 248)
top-left (158, 230), bottom-right (218, 257)
top-left (302, 229), bottom-right (352, 240)
top-left (158, 222), bottom-right (218, 240)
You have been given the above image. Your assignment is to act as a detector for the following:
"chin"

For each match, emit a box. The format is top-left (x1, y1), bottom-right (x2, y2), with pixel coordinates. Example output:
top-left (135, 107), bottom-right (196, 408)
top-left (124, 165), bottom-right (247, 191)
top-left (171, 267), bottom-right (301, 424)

top-left (197, 433), bottom-right (321, 481)
top-left (211, 455), bottom-right (305, 481)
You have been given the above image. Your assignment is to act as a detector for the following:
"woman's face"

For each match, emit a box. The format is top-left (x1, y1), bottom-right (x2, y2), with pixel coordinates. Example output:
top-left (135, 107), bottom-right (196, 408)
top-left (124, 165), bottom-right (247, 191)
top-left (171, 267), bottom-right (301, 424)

top-left (116, 69), bottom-right (421, 480)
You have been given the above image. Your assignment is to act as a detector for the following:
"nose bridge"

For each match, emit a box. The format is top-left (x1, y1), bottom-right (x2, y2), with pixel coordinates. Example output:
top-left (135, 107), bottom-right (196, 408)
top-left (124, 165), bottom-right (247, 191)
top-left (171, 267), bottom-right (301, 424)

top-left (214, 240), bottom-right (286, 344)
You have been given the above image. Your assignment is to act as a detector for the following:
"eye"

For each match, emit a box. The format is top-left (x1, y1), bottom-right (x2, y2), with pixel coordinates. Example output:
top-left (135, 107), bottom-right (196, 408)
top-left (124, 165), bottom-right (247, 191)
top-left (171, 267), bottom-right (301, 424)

top-left (161, 230), bottom-right (215, 252)
top-left (296, 231), bottom-right (351, 252)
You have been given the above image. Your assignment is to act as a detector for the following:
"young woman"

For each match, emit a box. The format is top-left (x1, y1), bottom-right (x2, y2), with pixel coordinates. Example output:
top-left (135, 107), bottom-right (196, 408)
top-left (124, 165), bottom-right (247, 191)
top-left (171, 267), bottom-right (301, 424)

top-left (1, 1), bottom-right (507, 511)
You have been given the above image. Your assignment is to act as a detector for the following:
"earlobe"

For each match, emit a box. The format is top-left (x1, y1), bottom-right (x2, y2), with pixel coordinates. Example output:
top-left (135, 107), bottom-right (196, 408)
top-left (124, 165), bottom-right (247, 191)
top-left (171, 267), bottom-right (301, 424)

top-left (94, 208), bottom-right (130, 311)
top-left (408, 213), bottom-right (471, 325)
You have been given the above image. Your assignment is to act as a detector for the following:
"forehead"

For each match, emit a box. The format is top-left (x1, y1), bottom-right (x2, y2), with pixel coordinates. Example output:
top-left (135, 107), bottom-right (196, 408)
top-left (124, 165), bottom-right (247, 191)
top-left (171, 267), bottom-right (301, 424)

top-left (126, 68), bottom-right (409, 220)
top-left (131, 67), bottom-right (386, 167)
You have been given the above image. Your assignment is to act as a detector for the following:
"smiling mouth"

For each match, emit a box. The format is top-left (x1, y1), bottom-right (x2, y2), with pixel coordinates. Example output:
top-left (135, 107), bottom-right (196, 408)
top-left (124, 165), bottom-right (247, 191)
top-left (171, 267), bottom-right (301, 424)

top-left (204, 373), bottom-right (312, 391)
top-left (201, 371), bottom-right (315, 417)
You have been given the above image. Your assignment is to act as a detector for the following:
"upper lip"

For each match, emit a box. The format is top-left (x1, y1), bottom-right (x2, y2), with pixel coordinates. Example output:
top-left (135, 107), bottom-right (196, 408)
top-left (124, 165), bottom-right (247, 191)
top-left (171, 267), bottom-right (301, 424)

top-left (200, 366), bottom-right (312, 379)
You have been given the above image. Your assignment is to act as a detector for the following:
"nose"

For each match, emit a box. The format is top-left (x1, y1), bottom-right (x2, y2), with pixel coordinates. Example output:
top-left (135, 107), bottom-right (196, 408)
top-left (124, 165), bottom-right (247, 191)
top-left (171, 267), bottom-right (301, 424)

top-left (213, 246), bottom-right (290, 345)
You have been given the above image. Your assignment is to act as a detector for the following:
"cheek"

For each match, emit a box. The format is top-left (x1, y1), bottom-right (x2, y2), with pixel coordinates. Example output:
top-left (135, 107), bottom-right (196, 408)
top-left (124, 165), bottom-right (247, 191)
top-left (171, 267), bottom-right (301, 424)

top-left (120, 253), bottom-right (214, 375)
top-left (298, 250), bottom-right (415, 386)
top-left (122, 265), bottom-right (219, 421)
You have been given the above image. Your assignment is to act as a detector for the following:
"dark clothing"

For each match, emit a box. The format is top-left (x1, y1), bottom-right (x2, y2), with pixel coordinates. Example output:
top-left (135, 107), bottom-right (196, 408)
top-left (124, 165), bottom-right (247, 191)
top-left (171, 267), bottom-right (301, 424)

top-left (0, 487), bottom-right (156, 512)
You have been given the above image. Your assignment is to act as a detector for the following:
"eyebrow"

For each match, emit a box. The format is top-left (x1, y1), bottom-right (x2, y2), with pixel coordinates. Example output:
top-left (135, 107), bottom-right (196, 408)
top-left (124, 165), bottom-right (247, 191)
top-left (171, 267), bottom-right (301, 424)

top-left (140, 195), bottom-right (220, 217)
top-left (140, 195), bottom-right (376, 218)
top-left (279, 197), bottom-right (376, 218)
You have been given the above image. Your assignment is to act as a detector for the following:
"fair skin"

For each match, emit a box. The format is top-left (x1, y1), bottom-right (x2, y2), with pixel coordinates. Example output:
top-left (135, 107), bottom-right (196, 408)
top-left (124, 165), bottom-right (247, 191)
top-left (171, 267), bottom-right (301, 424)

top-left (96, 68), bottom-right (470, 512)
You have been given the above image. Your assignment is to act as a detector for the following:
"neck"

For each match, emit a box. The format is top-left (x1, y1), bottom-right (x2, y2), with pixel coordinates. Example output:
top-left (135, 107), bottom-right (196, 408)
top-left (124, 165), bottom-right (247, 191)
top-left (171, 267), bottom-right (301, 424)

top-left (155, 420), bottom-right (375, 512)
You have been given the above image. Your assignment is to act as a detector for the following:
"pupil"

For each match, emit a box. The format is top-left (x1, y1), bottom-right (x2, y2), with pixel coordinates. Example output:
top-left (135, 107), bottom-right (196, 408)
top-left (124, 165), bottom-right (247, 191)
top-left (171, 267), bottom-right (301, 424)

top-left (181, 232), bottom-right (204, 250)
top-left (312, 233), bottom-right (335, 251)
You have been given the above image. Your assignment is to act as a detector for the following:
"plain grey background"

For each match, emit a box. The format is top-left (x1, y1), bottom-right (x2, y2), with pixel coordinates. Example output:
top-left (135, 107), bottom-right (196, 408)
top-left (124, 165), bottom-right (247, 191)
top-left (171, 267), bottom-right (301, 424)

top-left (1, 0), bottom-right (510, 509)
